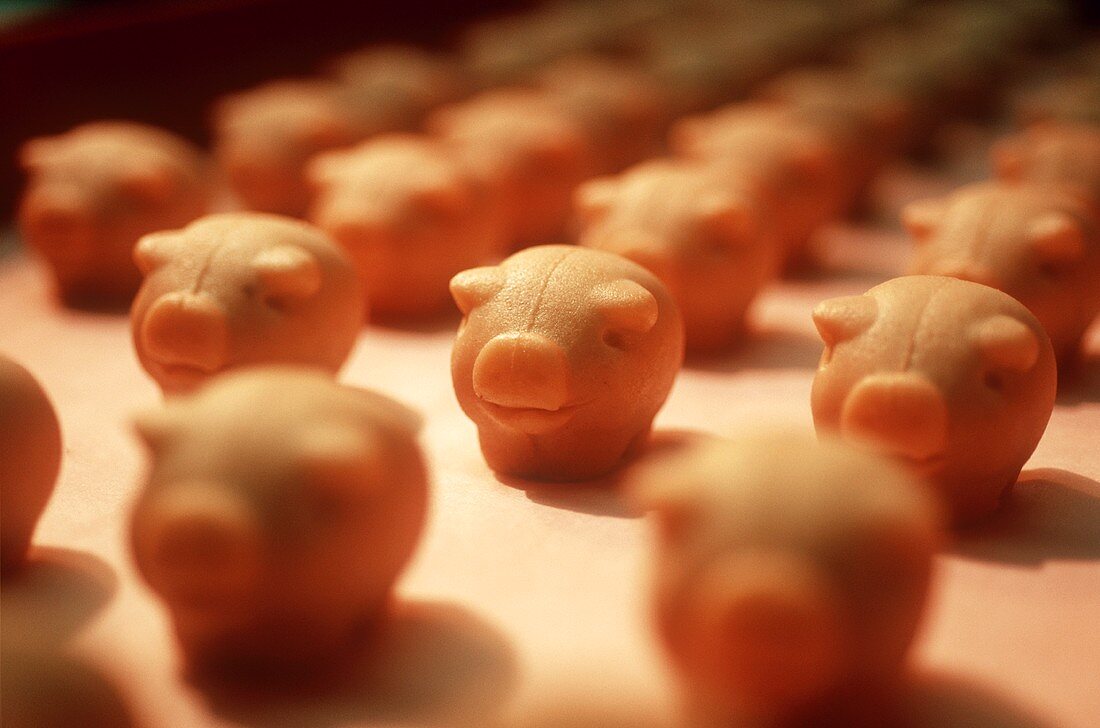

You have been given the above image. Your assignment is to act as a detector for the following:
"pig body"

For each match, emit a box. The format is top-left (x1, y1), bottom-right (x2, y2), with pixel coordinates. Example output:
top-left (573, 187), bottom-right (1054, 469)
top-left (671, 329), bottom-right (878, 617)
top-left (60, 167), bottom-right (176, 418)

top-left (0, 356), bottom-right (62, 573)
top-left (576, 160), bottom-right (782, 352)
top-left (131, 213), bottom-right (364, 395)
top-left (212, 80), bottom-right (373, 217)
top-left (308, 135), bottom-right (508, 319)
top-left (993, 122), bottom-right (1100, 209)
top-left (427, 90), bottom-right (592, 247)
top-left (130, 368), bottom-right (428, 672)
top-left (450, 245), bottom-right (684, 481)
top-left (811, 276), bottom-right (1057, 524)
top-left (905, 181), bottom-right (1100, 363)
top-left (18, 122), bottom-right (209, 307)
top-left (628, 432), bottom-right (941, 727)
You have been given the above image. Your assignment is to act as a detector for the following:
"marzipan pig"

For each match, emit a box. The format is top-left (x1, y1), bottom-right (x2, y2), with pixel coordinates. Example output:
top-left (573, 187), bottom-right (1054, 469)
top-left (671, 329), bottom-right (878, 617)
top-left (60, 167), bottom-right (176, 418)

top-left (308, 135), bottom-right (508, 319)
top-left (0, 355), bottom-right (62, 573)
top-left (992, 121), bottom-right (1100, 208)
top-left (18, 122), bottom-right (209, 306)
top-left (450, 245), bottom-right (684, 481)
top-left (131, 213), bottom-right (364, 395)
top-left (811, 276), bottom-right (1057, 524)
top-left (130, 368), bottom-right (427, 673)
top-left (905, 181), bottom-right (1100, 363)
top-left (577, 160), bottom-right (782, 352)
top-left (427, 90), bottom-right (593, 247)
top-left (628, 432), bottom-right (941, 727)
top-left (212, 80), bottom-right (368, 216)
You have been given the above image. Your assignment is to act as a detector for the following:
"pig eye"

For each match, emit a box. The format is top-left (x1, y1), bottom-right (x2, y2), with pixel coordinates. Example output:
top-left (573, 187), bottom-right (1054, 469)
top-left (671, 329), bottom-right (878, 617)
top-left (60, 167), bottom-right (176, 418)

top-left (603, 328), bottom-right (629, 351)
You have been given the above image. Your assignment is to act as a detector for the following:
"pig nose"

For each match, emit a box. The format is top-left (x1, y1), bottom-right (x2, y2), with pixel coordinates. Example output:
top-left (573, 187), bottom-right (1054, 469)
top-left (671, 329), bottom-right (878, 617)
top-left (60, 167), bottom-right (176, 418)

top-left (137, 486), bottom-right (261, 594)
top-left (473, 333), bottom-right (572, 410)
top-left (141, 292), bottom-right (229, 372)
top-left (840, 373), bottom-right (948, 461)
top-left (929, 261), bottom-right (1000, 288)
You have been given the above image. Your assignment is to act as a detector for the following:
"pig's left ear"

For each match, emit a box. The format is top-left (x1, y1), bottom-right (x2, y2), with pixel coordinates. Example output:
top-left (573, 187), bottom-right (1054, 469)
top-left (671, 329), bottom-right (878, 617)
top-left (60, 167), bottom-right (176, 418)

top-left (252, 246), bottom-right (322, 304)
top-left (298, 423), bottom-right (379, 494)
top-left (18, 138), bottom-right (57, 171)
top-left (990, 136), bottom-right (1024, 179)
top-left (972, 315), bottom-right (1041, 374)
top-left (133, 232), bottom-right (181, 275)
top-left (133, 406), bottom-right (182, 453)
top-left (593, 279), bottom-right (660, 334)
top-left (812, 295), bottom-right (878, 346)
top-left (119, 166), bottom-right (176, 202)
top-left (450, 266), bottom-right (504, 315)
top-left (695, 191), bottom-right (753, 242)
top-left (1029, 212), bottom-right (1087, 270)
top-left (902, 198), bottom-right (946, 241)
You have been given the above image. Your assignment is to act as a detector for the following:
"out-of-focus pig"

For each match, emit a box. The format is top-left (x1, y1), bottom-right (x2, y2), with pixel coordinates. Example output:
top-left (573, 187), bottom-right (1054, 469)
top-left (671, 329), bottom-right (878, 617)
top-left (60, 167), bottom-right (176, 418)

top-left (18, 121), bottom-right (209, 307)
top-left (992, 121), bottom-right (1100, 208)
top-left (576, 159), bottom-right (782, 352)
top-left (905, 181), bottom-right (1100, 363)
top-left (212, 79), bottom-right (375, 217)
top-left (326, 45), bottom-right (469, 132)
top-left (811, 276), bottom-right (1057, 524)
top-left (627, 431), bottom-right (941, 727)
top-left (307, 135), bottom-right (509, 319)
top-left (534, 55), bottom-right (672, 175)
top-left (450, 245), bottom-right (684, 481)
top-left (0, 355), bottom-right (62, 574)
top-left (130, 368), bottom-right (428, 673)
top-left (670, 103), bottom-right (847, 269)
top-left (426, 89), bottom-right (593, 247)
top-left (130, 213), bottom-right (364, 395)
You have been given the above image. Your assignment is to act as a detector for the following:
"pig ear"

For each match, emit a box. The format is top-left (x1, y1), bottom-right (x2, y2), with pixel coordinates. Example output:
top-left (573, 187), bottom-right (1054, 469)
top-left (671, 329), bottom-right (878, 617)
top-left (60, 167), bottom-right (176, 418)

top-left (593, 279), bottom-right (659, 334)
top-left (972, 315), bottom-right (1041, 373)
top-left (575, 178), bottom-right (618, 224)
top-left (133, 406), bottom-right (182, 453)
top-left (305, 152), bottom-right (345, 186)
top-left (450, 266), bottom-right (505, 315)
top-left (252, 246), bottom-right (322, 303)
top-left (298, 423), bottom-right (378, 491)
top-left (119, 166), bottom-right (175, 202)
top-left (696, 191), bottom-right (752, 241)
top-left (991, 137), bottom-right (1024, 179)
top-left (302, 116), bottom-right (353, 148)
top-left (901, 198), bottom-right (946, 241)
top-left (413, 176), bottom-right (470, 216)
top-left (696, 552), bottom-right (844, 696)
top-left (812, 295), bottom-right (878, 346)
top-left (133, 232), bottom-right (180, 274)
top-left (18, 138), bottom-right (57, 171)
top-left (1029, 213), bottom-right (1086, 268)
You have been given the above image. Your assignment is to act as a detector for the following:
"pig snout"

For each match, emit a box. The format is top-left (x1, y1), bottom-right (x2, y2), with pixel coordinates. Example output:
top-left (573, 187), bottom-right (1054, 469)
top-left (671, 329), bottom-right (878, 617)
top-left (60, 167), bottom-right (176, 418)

top-left (140, 292), bottom-right (229, 372)
top-left (840, 373), bottom-right (948, 462)
top-left (473, 332), bottom-right (572, 411)
top-left (137, 487), bottom-right (261, 597)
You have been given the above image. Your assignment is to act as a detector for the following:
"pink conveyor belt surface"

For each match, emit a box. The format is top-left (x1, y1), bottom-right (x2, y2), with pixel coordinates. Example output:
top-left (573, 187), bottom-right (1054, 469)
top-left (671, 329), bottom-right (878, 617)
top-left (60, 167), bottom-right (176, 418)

top-left (1, 219), bottom-right (1099, 728)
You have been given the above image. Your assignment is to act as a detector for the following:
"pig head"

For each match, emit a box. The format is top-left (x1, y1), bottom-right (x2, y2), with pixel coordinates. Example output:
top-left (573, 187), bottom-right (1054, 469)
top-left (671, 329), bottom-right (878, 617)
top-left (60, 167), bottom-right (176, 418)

top-left (130, 213), bottom-right (365, 395)
top-left (577, 160), bottom-right (782, 352)
top-left (628, 432), bottom-right (941, 725)
top-left (905, 181), bottom-right (1100, 363)
top-left (992, 121), bottom-right (1100, 208)
top-left (811, 276), bottom-right (1057, 524)
top-left (130, 368), bottom-right (427, 671)
top-left (18, 122), bottom-right (209, 306)
top-left (450, 245), bottom-right (684, 481)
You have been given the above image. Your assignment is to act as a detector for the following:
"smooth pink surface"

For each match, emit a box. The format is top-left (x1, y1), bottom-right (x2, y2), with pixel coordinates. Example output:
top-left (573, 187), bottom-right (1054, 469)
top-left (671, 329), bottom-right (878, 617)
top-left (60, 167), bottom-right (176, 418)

top-left (2, 220), bottom-right (1098, 727)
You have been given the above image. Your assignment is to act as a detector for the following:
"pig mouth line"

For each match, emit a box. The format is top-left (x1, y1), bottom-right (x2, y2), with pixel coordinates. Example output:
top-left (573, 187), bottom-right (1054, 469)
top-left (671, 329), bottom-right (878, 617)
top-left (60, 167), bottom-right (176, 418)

top-left (477, 397), bottom-right (592, 432)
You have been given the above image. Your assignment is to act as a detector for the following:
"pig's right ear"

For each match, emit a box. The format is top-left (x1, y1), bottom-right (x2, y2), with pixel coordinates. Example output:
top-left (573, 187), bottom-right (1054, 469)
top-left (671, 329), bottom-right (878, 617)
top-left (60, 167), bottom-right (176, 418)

top-left (253, 246), bottom-right (322, 303)
top-left (592, 279), bottom-right (660, 335)
top-left (298, 423), bottom-right (381, 495)
top-left (450, 266), bottom-right (505, 315)
top-left (574, 177), bottom-right (618, 225)
top-left (812, 295), bottom-right (878, 346)
top-left (305, 151), bottom-right (345, 187)
top-left (133, 232), bottom-right (180, 275)
top-left (902, 198), bottom-right (946, 242)
top-left (695, 552), bottom-right (844, 698)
